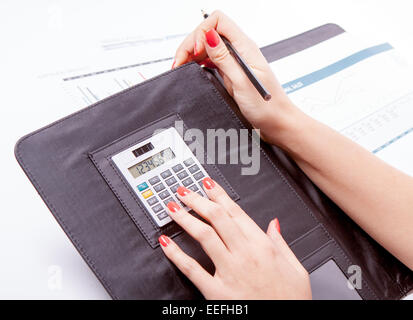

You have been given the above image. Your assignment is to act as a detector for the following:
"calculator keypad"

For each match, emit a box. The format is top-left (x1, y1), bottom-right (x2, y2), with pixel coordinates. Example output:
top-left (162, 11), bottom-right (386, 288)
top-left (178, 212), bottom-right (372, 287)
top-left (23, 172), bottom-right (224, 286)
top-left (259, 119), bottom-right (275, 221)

top-left (158, 189), bottom-right (170, 200)
top-left (153, 183), bottom-right (165, 192)
top-left (147, 196), bottom-right (158, 206)
top-left (188, 164), bottom-right (199, 174)
top-left (172, 164), bottom-right (184, 173)
top-left (165, 176), bottom-right (177, 186)
top-left (160, 169), bottom-right (172, 179)
top-left (177, 170), bottom-right (188, 180)
top-left (148, 176), bottom-right (160, 185)
top-left (136, 156), bottom-right (209, 226)
top-left (182, 177), bottom-right (194, 187)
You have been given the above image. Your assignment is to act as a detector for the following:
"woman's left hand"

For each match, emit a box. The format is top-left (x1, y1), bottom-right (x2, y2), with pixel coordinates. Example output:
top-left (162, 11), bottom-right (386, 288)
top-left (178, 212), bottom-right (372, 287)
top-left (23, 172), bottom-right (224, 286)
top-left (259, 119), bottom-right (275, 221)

top-left (158, 177), bottom-right (312, 300)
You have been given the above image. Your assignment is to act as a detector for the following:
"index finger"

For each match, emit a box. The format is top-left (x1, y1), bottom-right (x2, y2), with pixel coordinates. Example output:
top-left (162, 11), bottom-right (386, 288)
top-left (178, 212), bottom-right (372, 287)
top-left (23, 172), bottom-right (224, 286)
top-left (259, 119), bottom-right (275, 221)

top-left (173, 10), bottom-right (261, 68)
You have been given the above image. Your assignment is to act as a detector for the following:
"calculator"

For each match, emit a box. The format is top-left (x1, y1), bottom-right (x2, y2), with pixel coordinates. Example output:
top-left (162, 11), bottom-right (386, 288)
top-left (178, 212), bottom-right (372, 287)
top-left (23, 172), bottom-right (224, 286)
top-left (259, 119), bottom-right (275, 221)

top-left (112, 127), bottom-right (210, 227)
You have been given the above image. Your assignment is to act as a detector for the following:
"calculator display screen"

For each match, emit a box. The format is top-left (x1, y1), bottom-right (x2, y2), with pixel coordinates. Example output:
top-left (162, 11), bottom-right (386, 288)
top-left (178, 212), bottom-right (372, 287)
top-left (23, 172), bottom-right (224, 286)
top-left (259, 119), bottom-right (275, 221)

top-left (128, 148), bottom-right (175, 178)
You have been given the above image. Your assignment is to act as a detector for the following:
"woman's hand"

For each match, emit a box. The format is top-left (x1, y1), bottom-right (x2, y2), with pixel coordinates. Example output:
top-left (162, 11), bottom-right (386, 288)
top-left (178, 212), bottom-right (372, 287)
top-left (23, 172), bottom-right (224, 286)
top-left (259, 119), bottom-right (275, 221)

top-left (159, 178), bottom-right (312, 300)
top-left (172, 10), bottom-right (301, 145)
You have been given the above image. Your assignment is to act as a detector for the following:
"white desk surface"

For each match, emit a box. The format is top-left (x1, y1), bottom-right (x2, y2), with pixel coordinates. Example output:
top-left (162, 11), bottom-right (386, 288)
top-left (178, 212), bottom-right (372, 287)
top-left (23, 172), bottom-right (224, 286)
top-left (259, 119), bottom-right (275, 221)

top-left (1, 0), bottom-right (412, 299)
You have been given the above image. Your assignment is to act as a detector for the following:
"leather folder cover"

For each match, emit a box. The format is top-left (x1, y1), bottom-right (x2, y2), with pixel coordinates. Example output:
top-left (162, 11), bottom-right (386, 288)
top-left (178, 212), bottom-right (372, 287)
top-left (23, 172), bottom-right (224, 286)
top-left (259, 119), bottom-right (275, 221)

top-left (15, 24), bottom-right (413, 299)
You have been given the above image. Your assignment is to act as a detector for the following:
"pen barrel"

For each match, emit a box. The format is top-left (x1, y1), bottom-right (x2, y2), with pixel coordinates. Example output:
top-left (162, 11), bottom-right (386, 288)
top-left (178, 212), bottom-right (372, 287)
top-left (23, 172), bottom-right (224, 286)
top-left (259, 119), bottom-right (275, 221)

top-left (222, 37), bottom-right (272, 101)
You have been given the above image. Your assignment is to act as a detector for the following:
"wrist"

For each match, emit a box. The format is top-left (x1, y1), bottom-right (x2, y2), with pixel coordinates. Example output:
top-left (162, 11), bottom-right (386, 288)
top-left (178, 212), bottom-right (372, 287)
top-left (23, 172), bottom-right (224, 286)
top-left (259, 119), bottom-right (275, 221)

top-left (259, 99), bottom-right (308, 150)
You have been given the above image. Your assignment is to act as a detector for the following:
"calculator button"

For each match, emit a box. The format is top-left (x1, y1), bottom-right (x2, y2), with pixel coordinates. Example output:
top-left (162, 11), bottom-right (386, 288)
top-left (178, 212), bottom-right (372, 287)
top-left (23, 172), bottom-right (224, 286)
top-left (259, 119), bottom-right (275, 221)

top-left (188, 164), bottom-right (200, 174)
top-left (141, 189), bottom-right (153, 199)
top-left (160, 169), bottom-right (172, 179)
top-left (165, 176), bottom-right (177, 186)
top-left (149, 176), bottom-right (161, 185)
top-left (182, 177), bottom-right (194, 187)
top-left (198, 181), bottom-right (204, 189)
top-left (175, 199), bottom-right (185, 208)
top-left (183, 158), bottom-right (195, 167)
top-left (152, 204), bottom-right (163, 213)
top-left (163, 197), bottom-right (174, 206)
top-left (197, 191), bottom-right (204, 197)
top-left (188, 184), bottom-right (199, 192)
top-left (193, 171), bottom-right (204, 181)
top-left (172, 164), bottom-right (184, 173)
top-left (177, 170), bottom-right (188, 180)
top-left (153, 183), bottom-right (165, 192)
top-left (158, 189), bottom-right (170, 200)
top-left (157, 211), bottom-right (168, 220)
top-left (170, 184), bottom-right (180, 193)
top-left (147, 196), bottom-right (159, 206)
top-left (137, 182), bottom-right (149, 191)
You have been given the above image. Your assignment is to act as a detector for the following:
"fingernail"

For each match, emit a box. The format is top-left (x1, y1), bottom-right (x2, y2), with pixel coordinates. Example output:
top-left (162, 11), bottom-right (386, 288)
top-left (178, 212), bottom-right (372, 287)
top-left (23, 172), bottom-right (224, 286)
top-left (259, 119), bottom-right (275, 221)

top-left (202, 177), bottom-right (215, 190)
top-left (177, 186), bottom-right (190, 196)
top-left (167, 201), bottom-right (180, 213)
top-left (171, 60), bottom-right (176, 69)
top-left (159, 235), bottom-right (170, 247)
top-left (274, 218), bottom-right (281, 234)
top-left (205, 28), bottom-right (220, 48)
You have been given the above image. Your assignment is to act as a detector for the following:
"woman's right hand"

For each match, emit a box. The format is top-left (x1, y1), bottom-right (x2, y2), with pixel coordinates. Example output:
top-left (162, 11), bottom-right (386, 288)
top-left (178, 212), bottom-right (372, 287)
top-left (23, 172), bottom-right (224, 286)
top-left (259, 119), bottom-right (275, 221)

top-left (172, 10), bottom-right (301, 145)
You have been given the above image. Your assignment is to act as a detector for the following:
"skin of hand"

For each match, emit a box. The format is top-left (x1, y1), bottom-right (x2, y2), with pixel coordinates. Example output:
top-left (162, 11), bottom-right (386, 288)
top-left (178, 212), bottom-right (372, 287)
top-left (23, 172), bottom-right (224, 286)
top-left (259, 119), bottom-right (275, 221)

top-left (172, 10), bottom-right (297, 144)
top-left (173, 10), bottom-right (413, 270)
top-left (159, 179), bottom-right (312, 300)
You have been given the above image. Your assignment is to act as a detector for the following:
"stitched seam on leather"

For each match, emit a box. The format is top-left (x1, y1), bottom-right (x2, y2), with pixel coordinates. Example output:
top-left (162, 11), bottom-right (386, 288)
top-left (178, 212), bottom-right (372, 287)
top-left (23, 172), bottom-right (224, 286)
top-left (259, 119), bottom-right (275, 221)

top-left (94, 114), bottom-right (179, 235)
top-left (90, 153), bottom-right (157, 247)
top-left (288, 223), bottom-right (324, 246)
top-left (300, 239), bottom-right (335, 262)
top-left (196, 67), bottom-right (380, 300)
top-left (307, 256), bottom-right (335, 274)
top-left (15, 146), bottom-right (118, 299)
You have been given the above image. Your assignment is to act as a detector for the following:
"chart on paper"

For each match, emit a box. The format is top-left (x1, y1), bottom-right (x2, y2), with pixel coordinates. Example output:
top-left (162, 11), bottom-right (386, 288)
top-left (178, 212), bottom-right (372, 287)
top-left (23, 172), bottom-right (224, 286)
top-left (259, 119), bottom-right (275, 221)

top-left (61, 56), bottom-right (173, 106)
top-left (270, 33), bottom-right (413, 174)
top-left (37, 33), bottom-right (186, 107)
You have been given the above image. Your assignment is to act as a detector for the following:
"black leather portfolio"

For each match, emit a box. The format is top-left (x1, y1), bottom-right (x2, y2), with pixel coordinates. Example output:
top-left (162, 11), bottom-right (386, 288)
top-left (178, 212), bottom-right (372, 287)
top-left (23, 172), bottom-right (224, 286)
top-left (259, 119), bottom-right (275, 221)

top-left (15, 24), bottom-right (413, 299)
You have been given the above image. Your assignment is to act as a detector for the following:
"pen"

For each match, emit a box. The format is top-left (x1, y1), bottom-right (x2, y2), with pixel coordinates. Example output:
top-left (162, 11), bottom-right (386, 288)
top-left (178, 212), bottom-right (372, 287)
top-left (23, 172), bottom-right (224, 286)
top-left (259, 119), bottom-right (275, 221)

top-left (201, 10), bottom-right (272, 101)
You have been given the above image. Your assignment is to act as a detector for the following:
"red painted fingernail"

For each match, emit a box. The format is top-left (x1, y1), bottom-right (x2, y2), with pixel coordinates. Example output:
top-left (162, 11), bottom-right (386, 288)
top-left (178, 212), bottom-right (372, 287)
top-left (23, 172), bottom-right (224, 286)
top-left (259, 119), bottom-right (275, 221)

top-left (203, 177), bottom-right (215, 190)
top-left (171, 60), bottom-right (176, 69)
top-left (274, 218), bottom-right (281, 234)
top-left (167, 201), bottom-right (180, 213)
top-left (205, 28), bottom-right (220, 48)
top-left (177, 186), bottom-right (190, 196)
top-left (159, 235), bottom-right (170, 247)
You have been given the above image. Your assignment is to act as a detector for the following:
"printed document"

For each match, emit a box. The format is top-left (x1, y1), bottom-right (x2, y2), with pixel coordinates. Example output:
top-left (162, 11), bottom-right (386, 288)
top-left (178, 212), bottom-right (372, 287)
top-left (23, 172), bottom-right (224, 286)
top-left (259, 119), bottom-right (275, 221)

top-left (270, 33), bottom-right (413, 176)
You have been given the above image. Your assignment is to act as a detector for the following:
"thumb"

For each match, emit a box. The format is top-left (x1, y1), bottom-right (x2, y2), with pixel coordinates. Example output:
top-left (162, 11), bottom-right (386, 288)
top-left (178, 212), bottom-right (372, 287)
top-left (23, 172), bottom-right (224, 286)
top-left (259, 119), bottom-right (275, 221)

top-left (203, 28), bottom-right (248, 86)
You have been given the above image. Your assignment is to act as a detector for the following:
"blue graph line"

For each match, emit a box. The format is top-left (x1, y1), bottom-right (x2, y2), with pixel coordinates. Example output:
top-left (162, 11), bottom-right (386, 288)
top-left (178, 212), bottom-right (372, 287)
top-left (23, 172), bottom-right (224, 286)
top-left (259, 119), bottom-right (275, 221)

top-left (282, 43), bottom-right (393, 94)
top-left (280, 42), bottom-right (413, 153)
top-left (372, 127), bottom-right (413, 154)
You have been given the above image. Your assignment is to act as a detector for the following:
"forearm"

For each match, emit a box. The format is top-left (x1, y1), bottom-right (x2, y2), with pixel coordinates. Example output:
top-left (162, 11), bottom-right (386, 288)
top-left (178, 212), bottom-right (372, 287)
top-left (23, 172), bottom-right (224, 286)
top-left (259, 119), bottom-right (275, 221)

top-left (272, 108), bottom-right (413, 270)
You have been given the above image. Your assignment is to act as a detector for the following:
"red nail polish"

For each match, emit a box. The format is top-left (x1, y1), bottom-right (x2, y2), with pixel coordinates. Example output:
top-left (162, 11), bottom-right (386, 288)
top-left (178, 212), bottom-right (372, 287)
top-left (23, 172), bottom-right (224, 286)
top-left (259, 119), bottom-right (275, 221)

top-left (274, 218), bottom-right (281, 234)
top-left (171, 60), bottom-right (176, 69)
top-left (177, 186), bottom-right (190, 196)
top-left (159, 235), bottom-right (170, 247)
top-left (205, 29), bottom-right (220, 48)
top-left (203, 177), bottom-right (215, 190)
top-left (167, 201), bottom-right (180, 213)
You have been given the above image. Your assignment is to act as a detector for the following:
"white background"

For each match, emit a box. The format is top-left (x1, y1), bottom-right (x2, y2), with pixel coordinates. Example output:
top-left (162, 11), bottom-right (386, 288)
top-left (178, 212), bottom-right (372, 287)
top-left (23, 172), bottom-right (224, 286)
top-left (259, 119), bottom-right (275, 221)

top-left (1, 0), bottom-right (413, 299)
